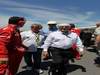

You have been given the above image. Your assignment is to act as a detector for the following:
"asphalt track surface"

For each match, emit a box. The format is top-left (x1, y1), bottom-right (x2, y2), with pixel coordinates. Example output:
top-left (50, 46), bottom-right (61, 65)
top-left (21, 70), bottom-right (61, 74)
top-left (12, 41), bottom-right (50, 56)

top-left (17, 47), bottom-right (100, 75)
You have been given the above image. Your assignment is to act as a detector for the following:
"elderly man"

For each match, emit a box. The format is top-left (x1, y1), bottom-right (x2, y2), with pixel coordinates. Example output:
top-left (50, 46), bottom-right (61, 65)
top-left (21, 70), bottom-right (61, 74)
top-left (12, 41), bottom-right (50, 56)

top-left (42, 23), bottom-right (84, 75)
top-left (21, 24), bottom-right (46, 74)
top-left (46, 21), bottom-right (58, 60)
top-left (94, 23), bottom-right (100, 56)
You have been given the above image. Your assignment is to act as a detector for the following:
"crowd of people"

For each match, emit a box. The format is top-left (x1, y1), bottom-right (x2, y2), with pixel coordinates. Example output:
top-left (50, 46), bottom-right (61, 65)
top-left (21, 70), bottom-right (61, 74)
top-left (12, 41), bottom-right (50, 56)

top-left (0, 16), bottom-right (100, 75)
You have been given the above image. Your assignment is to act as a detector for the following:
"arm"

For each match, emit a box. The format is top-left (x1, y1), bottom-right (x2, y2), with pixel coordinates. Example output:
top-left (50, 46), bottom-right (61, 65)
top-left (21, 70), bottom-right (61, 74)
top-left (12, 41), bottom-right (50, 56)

top-left (41, 33), bottom-right (54, 59)
top-left (75, 35), bottom-right (84, 55)
top-left (42, 33), bottom-right (53, 51)
top-left (0, 26), bottom-right (15, 43)
top-left (14, 30), bottom-right (25, 52)
top-left (20, 32), bottom-right (27, 46)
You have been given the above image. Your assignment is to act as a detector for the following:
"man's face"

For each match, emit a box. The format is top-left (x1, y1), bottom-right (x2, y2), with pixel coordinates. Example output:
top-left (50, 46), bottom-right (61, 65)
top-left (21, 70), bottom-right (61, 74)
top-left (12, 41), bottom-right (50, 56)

top-left (31, 25), bottom-right (40, 33)
top-left (96, 24), bottom-right (100, 27)
top-left (17, 20), bottom-right (26, 27)
top-left (48, 24), bottom-right (56, 29)
top-left (59, 26), bottom-right (70, 33)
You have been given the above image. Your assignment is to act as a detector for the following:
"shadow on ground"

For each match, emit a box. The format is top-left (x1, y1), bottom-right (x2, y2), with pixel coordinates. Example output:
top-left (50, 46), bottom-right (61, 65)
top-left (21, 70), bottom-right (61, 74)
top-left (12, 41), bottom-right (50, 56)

top-left (86, 46), bottom-right (97, 53)
top-left (66, 64), bottom-right (86, 73)
top-left (16, 61), bottom-right (86, 75)
top-left (16, 70), bottom-right (39, 75)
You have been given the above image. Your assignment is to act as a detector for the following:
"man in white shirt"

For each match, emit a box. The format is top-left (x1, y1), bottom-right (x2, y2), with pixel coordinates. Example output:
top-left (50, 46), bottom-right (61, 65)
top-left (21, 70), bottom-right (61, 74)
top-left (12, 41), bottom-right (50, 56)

top-left (45, 21), bottom-right (58, 60)
top-left (21, 24), bottom-right (46, 73)
top-left (94, 23), bottom-right (100, 56)
top-left (47, 21), bottom-right (58, 34)
top-left (42, 23), bottom-right (84, 75)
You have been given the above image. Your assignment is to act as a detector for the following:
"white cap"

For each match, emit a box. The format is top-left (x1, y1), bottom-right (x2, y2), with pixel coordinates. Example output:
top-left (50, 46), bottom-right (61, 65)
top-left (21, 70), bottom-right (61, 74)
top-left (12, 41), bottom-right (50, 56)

top-left (47, 21), bottom-right (57, 24)
top-left (58, 23), bottom-right (70, 27)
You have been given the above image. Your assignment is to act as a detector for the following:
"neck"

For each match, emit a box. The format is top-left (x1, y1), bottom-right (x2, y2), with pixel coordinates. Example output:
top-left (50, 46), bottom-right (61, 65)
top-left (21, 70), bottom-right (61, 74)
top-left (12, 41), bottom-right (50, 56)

top-left (49, 27), bottom-right (57, 31)
top-left (32, 31), bottom-right (39, 34)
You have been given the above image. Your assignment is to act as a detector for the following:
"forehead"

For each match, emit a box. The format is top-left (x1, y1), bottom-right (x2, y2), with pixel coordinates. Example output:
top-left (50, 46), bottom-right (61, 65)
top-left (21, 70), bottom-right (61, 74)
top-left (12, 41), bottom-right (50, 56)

top-left (31, 24), bottom-right (39, 28)
top-left (48, 24), bottom-right (56, 26)
top-left (18, 19), bottom-right (26, 23)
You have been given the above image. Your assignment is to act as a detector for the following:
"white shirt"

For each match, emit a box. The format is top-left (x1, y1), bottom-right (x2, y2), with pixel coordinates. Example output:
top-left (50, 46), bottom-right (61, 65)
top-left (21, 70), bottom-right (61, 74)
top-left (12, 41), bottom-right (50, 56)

top-left (21, 30), bottom-right (45, 52)
top-left (42, 31), bottom-right (84, 51)
top-left (94, 27), bottom-right (100, 35)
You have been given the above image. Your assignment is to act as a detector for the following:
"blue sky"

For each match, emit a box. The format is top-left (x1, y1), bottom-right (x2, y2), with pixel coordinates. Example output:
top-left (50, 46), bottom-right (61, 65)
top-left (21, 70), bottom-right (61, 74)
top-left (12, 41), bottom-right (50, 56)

top-left (0, 0), bottom-right (100, 31)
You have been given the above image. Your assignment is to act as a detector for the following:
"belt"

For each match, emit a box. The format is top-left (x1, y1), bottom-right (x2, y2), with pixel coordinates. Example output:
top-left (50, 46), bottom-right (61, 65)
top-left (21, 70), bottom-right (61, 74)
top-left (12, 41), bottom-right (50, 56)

top-left (0, 61), bottom-right (8, 64)
top-left (49, 47), bottom-right (72, 51)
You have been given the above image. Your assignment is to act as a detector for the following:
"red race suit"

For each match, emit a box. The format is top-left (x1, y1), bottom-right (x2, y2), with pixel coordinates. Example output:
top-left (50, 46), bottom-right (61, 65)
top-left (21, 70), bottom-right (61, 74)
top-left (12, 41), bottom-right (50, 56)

top-left (0, 24), bottom-right (24, 75)
top-left (7, 27), bottom-right (24, 75)
top-left (70, 28), bottom-right (81, 60)
top-left (0, 24), bottom-right (16, 75)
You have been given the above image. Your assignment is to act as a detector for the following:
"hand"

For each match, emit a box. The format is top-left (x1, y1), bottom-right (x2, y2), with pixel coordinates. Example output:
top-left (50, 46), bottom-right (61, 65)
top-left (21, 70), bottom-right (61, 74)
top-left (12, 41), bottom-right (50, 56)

top-left (78, 48), bottom-right (84, 56)
top-left (80, 51), bottom-right (84, 56)
top-left (16, 47), bottom-right (25, 52)
top-left (42, 51), bottom-right (48, 60)
top-left (76, 56), bottom-right (81, 60)
top-left (22, 44), bottom-right (28, 50)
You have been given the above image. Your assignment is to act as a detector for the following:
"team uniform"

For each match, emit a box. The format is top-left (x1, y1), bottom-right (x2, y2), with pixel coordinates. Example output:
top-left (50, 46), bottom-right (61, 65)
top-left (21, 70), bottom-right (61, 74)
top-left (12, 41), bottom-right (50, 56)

top-left (70, 28), bottom-right (81, 36)
top-left (0, 25), bottom-right (16, 75)
top-left (70, 28), bottom-right (81, 59)
top-left (0, 24), bottom-right (24, 75)
top-left (8, 28), bottom-right (24, 75)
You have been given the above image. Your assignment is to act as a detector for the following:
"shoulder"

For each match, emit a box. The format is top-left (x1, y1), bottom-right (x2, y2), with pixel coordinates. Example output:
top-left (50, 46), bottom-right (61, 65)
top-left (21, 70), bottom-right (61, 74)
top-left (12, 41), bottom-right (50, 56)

top-left (96, 27), bottom-right (100, 30)
top-left (21, 30), bottom-right (30, 35)
top-left (1, 25), bottom-right (15, 33)
top-left (47, 31), bottom-right (61, 38)
top-left (49, 31), bottom-right (59, 35)
top-left (75, 28), bottom-right (80, 30)
top-left (69, 32), bottom-right (78, 37)
top-left (95, 28), bottom-right (100, 33)
top-left (39, 31), bottom-right (47, 35)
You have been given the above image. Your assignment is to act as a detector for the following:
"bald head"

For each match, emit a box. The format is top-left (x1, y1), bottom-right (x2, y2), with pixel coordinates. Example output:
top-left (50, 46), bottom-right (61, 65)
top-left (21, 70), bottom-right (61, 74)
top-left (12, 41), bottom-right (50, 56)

top-left (58, 23), bottom-right (71, 33)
